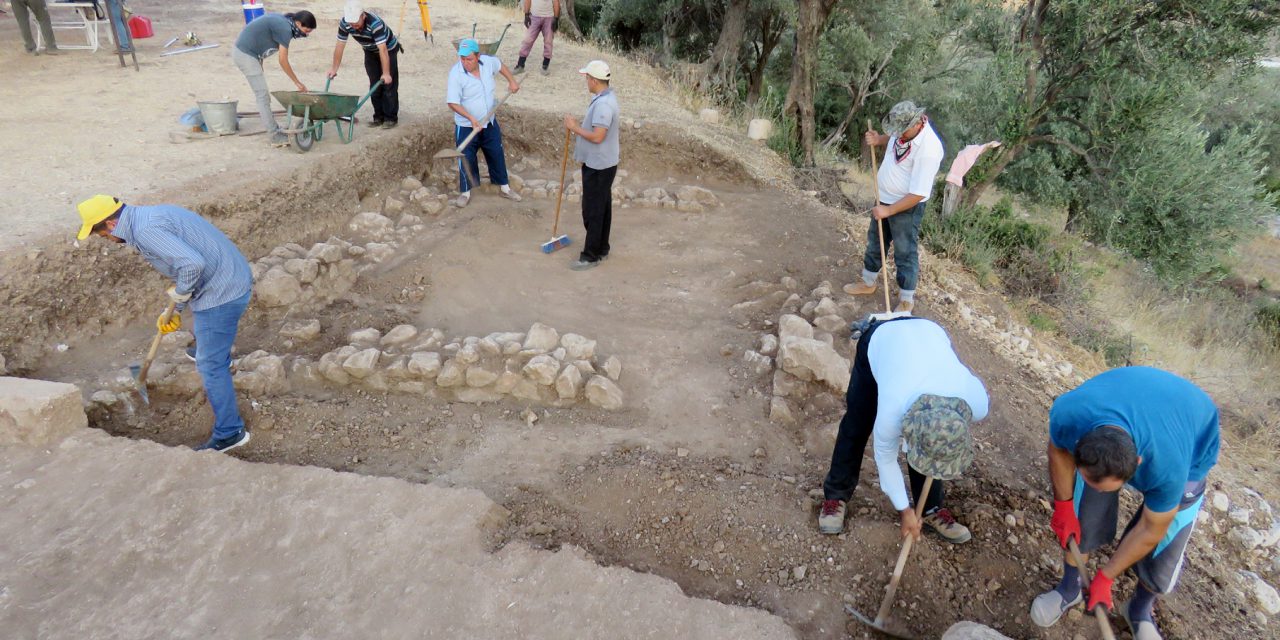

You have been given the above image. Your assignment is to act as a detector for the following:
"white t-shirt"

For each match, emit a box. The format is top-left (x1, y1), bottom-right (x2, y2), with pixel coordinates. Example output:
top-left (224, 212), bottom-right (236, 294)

top-left (868, 318), bottom-right (988, 511)
top-left (529, 0), bottom-right (556, 17)
top-left (876, 121), bottom-right (944, 204)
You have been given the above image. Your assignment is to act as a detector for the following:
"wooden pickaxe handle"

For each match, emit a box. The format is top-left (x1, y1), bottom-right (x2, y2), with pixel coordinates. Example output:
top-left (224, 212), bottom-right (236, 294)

top-left (873, 475), bottom-right (934, 625)
top-left (136, 301), bottom-right (177, 387)
top-left (1067, 539), bottom-right (1117, 640)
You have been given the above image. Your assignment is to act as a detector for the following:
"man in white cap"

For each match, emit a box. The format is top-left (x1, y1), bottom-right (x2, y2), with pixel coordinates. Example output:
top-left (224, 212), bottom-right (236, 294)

top-left (844, 101), bottom-right (944, 313)
top-left (446, 38), bottom-right (523, 207)
top-left (562, 60), bottom-right (619, 270)
top-left (329, 1), bottom-right (402, 128)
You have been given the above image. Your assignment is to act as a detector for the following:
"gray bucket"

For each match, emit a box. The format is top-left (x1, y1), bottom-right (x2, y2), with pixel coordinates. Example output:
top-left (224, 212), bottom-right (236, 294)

top-left (197, 100), bottom-right (239, 135)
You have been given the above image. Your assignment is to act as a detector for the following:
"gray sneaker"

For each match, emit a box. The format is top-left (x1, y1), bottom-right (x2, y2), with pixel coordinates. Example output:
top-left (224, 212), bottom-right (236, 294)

top-left (1030, 587), bottom-right (1082, 627)
top-left (500, 188), bottom-right (522, 202)
top-left (1121, 601), bottom-right (1163, 640)
top-left (817, 499), bottom-right (846, 534)
top-left (453, 192), bottom-right (471, 208)
top-left (569, 259), bottom-right (600, 271)
top-left (269, 131), bottom-right (290, 146)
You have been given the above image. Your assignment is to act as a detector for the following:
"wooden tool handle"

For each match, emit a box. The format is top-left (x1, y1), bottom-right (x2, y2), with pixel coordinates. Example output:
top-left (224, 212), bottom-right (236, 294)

top-left (454, 74), bottom-right (526, 153)
top-left (866, 118), bottom-right (892, 315)
top-left (552, 126), bottom-right (572, 236)
top-left (873, 475), bottom-right (934, 625)
top-left (137, 301), bottom-right (177, 385)
top-left (1067, 539), bottom-right (1117, 640)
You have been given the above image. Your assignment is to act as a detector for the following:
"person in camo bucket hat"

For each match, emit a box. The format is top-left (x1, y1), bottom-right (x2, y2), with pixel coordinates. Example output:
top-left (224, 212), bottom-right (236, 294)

top-left (883, 100), bottom-right (927, 138)
top-left (903, 394), bottom-right (975, 481)
top-left (818, 316), bottom-right (987, 544)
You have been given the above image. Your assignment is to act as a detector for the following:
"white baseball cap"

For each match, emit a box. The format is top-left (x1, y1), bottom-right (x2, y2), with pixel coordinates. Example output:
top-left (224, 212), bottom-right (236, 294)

top-left (343, 0), bottom-right (364, 23)
top-left (579, 60), bottom-right (611, 81)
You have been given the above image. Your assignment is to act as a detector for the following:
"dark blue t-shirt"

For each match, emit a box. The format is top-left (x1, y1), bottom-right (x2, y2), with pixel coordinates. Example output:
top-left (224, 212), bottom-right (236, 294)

top-left (1049, 367), bottom-right (1219, 513)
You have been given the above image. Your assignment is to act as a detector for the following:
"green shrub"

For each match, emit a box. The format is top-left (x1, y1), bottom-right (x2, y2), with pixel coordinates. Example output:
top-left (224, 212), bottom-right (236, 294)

top-left (1256, 299), bottom-right (1280, 347)
top-left (921, 198), bottom-right (1075, 299)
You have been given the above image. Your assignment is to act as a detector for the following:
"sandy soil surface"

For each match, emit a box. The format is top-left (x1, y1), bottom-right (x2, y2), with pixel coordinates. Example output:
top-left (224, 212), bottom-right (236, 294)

top-left (1, 1), bottom-right (1278, 639)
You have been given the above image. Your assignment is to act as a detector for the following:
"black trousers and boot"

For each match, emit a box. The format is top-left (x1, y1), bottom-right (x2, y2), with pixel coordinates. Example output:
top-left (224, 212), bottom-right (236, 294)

top-left (363, 44), bottom-right (401, 125)
top-left (822, 318), bottom-right (944, 510)
top-left (579, 164), bottom-right (617, 263)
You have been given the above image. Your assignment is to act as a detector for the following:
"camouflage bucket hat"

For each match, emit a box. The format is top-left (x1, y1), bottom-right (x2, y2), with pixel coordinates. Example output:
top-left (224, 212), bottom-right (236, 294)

top-left (902, 394), bottom-right (974, 481)
top-left (882, 100), bottom-right (926, 138)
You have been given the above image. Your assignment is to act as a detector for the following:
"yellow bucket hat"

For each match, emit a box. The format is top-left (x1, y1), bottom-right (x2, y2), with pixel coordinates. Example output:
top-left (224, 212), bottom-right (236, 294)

top-left (76, 195), bottom-right (124, 240)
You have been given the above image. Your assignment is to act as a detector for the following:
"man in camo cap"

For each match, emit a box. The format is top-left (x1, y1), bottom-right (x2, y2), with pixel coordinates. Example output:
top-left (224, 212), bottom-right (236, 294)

top-left (818, 316), bottom-right (986, 543)
top-left (845, 101), bottom-right (945, 314)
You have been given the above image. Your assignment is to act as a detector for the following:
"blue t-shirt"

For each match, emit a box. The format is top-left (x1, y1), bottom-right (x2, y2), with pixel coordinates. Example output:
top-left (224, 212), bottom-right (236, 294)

top-left (1049, 367), bottom-right (1219, 513)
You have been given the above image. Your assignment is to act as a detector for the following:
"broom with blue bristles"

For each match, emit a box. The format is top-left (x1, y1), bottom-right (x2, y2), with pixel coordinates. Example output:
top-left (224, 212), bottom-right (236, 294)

top-left (541, 127), bottom-right (573, 253)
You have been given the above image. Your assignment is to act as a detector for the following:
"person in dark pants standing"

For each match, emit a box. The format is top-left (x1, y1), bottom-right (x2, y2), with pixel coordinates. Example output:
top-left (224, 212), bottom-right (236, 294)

top-left (446, 38), bottom-right (523, 208)
top-left (328, 1), bottom-right (401, 128)
top-left (818, 316), bottom-right (988, 543)
top-left (563, 60), bottom-right (619, 271)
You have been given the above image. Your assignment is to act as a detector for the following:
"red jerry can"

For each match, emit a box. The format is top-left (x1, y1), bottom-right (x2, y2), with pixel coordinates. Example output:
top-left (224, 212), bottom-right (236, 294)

top-left (128, 15), bottom-right (154, 39)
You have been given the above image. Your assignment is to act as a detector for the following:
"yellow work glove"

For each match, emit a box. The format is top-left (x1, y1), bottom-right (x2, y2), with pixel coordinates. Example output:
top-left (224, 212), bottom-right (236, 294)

top-left (157, 312), bottom-right (182, 334)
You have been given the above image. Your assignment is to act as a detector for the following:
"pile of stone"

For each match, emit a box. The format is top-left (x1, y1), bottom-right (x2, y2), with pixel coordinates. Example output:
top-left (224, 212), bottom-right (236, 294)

top-left (251, 209), bottom-right (426, 312)
top-left (735, 279), bottom-right (859, 424)
top-left (1198, 488), bottom-right (1280, 619)
top-left (298, 322), bottom-right (624, 409)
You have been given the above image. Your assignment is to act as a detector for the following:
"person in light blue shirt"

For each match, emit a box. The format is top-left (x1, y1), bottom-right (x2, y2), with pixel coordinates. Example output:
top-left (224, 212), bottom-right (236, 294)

top-left (1032, 367), bottom-right (1219, 640)
top-left (445, 38), bottom-right (523, 207)
top-left (76, 196), bottom-right (255, 453)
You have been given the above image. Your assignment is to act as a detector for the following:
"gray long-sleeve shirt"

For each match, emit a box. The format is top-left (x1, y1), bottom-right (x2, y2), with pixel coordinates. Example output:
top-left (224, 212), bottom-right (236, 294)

top-left (112, 204), bottom-right (253, 312)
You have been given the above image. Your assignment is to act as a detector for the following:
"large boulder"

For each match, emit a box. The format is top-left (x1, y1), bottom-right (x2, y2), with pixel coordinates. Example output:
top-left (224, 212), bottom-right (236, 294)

top-left (342, 348), bottom-right (381, 380)
top-left (348, 212), bottom-right (394, 237)
top-left (778, 338), bottom-right (850, 392)
top-left (407, 352), bottom-right (441, 379)
top-left (560, 333), bottom-right (596, 360)
top-left (778, 314), bottom-right (814, 342)
top-left (522, 355), bottom-right (560, 386)
top-left (436, 359), bottom-right (465, 387)
top-left (279, 319), bottom-right (321, 341)
top-left (255, 267), bottom-right (302, 308)
top-left (555, 365), bottom-right (584, 399)
top-left (0, 377), bottom-right (86, 445)
top-left (585, 376), bottom-right (624, 409)
top-left (381, 324), bottom-right (419, 347)
top-left (465, 366), bottom-right (499, 388)
top-left (523, 323), bottom-right (560, 352)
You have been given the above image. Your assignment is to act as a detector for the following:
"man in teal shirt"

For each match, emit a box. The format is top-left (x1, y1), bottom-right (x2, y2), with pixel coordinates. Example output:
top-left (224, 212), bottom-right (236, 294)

top-left (1032, 367), bottom-right (1219, 640)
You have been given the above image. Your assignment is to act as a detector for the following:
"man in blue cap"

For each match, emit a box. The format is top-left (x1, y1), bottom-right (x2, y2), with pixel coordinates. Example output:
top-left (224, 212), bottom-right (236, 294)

top-left (446, 38), bottom-right (523, 208)
top-left (76, 196), bottom-right (255, 453)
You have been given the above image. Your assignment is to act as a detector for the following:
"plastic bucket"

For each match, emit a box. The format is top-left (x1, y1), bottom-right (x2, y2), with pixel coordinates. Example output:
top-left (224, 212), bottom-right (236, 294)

top-left (198, 100), bottom-right (239, 135)
top-left (242, 0), bottom-right (265, 24)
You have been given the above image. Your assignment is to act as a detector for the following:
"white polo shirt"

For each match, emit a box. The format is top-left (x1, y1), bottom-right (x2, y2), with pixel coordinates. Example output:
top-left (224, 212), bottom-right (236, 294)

top-left (876, 121), bottom-right (944, 204)
top-left (446, 55), bottom-right (502, 128)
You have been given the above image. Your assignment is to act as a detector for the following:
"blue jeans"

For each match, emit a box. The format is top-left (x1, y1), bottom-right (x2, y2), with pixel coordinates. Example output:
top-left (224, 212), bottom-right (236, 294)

top-left (455, 120), bottom-right (510, 192)
top-left (863, 200), bottom-right (926, 291)
top-left (105, 0), bottom-right (132, 51)
top-left (193, 291), bottom-right (251, 439)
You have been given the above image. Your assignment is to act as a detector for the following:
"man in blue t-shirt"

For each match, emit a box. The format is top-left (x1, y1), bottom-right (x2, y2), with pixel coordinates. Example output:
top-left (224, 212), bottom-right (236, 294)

top-left (1032, 367), bottom-right (1219, 640)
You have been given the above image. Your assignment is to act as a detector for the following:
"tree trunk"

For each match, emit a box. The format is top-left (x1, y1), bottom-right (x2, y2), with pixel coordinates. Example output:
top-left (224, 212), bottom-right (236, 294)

top-left (696, 0), bottom-right (750, 95)
top-left (559, 0), bottom-right (584, 40)
top-left (784, 0), bottom-right (838, 166)
top-left (745, 11), bottom-right (783, 106)
top-left (941, 183), bottom-right (962, 218)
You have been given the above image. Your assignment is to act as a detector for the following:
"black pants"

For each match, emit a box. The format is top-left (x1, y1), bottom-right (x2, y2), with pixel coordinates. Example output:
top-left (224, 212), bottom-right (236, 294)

top-left (363, 45), bottom-right (401, 123)
top-left (822, 317), bottom-right (943, 511)
top-left (580, 164), bottom-right (617, 262)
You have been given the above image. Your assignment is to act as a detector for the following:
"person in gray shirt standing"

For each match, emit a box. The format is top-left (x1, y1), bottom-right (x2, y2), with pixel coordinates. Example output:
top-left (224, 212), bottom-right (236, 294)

top-left (562, 60), bottom-right (619, 271)
top-left (233, 11), bottom-right (317, 145)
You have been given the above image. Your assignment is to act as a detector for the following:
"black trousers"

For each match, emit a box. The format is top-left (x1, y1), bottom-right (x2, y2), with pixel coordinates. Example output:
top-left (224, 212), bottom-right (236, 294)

top-left (822, 317), bottom-right (944, 512)
top-left (363, 44), bottom-right (401, 122)
top-left (580, 164), bottom-right (617, 262)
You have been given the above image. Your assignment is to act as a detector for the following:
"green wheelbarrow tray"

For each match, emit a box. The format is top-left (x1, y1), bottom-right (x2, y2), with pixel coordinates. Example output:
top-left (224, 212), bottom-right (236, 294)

top-left (271, 78), bottom-right (383, 153)
top-left (451, 23), bottom-right (511, 56)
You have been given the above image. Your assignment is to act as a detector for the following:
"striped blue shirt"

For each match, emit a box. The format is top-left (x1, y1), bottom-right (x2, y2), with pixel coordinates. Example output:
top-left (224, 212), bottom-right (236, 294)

top-left (112, 204), bottom-right (253, 312)
top-left (337, 12), bottom-right (398, 52)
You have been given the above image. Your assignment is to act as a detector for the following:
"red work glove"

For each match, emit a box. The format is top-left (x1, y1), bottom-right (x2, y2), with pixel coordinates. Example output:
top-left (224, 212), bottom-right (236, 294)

top-left (1086, 571), bottom-right (1114, 613)
top-left (1050, 499), bottom-right (1081, 549)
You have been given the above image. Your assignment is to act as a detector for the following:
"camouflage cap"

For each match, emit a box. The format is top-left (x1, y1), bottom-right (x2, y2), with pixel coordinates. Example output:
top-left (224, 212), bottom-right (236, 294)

top-left (882, 100), bottom-right (926, 138)
top-left (902, 394), bottom-right (974, 481)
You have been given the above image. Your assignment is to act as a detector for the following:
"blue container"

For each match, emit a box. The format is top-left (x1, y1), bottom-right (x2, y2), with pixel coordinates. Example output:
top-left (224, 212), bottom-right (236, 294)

top-left (242, 0), bottom-right (264, 24)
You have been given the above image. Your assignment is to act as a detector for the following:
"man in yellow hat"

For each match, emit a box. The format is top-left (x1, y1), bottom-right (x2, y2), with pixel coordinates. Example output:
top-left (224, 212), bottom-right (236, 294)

top-left (77, 196), bottom-right (255, 452)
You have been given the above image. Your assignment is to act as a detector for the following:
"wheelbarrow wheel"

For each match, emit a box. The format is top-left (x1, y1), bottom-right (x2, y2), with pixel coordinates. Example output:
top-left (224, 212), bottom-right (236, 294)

top-left (290, 117), bottom-right (315, 153)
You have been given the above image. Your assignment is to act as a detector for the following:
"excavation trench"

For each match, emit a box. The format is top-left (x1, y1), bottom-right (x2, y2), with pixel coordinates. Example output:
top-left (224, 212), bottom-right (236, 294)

top-left (1, 115), bottom-right (1234, 640)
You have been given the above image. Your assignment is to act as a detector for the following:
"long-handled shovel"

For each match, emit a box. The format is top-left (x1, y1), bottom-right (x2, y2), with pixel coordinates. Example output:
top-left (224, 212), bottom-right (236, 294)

top-left (433, 75), bottom-right (525, 190)
top-left (1068, 539), bottom-right (1118, 640)
top-left (866, 118), bottom-right (893, 315)
top-left (541, 127), bottom-right (573, 253)
top-left (129, 301), bottom-right (176, 406)
top-left (845, 476), bottom-right (934, 639)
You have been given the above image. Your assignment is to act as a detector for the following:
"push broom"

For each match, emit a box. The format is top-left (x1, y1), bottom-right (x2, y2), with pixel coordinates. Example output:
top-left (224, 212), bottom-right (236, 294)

top-left (541, 127), bottom-right (573, 253)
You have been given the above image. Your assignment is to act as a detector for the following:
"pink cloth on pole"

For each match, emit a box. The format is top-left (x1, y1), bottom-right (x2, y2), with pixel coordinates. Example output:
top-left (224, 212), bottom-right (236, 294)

top-left (945, 141), bottom-right (1001, 186)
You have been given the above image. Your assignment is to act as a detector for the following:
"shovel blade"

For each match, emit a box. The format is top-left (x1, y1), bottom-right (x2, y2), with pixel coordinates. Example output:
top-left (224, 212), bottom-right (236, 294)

top-left (844, 605), bottom-right (916, 640)
top-left (128, 364), bottom-right (151, 406)
top-left (433, 148), bottom-right (463, 160)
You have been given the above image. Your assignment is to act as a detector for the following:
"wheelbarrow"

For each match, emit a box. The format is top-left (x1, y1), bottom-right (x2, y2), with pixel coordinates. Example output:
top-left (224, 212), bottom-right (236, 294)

top-left (271, 78), bottom-right (383, 153)
top-left (451, 22), bottom-right (511, 56)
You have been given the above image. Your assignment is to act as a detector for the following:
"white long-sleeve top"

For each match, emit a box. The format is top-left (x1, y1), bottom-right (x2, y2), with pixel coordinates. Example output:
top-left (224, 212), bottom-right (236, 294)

top-left (868, 319), bottom-right (989, 510)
